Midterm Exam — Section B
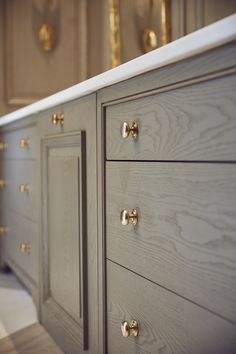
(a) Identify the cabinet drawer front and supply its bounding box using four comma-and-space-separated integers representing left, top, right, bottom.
39, 94, 96, 136
2, 125, 37, 159
1, 160, 38, 222
106, 74, 236, 161
106, 162, 236, 323
107, 261, 236, 354
1, 210, 38, 284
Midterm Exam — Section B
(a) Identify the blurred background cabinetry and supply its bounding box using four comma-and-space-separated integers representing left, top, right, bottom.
0, 0, 235, 116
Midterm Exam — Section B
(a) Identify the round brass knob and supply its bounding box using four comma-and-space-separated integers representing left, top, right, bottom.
121, 320, 139, 337
52, 113, 64, 126
0, 142, 7, 151
20, 243, 31, 253
0, 180, 7, 188
0, 227, 8, 236
20, 139, 30, 148
120, 209, 138, 226
121, 121, 139, 139
19, 184, 30, 193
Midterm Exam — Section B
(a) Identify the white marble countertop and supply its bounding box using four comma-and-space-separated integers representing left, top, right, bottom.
1, 14, 236, 127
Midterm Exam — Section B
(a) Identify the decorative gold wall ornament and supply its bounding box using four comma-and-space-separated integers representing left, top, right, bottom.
38, 0, 56, 52
109, 0, 121, 68
142, 0, 158, 53
161, 0, 170, 45
109, 0, 171, 66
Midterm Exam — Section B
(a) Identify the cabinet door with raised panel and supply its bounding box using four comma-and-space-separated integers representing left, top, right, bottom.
41, 132, 87, 354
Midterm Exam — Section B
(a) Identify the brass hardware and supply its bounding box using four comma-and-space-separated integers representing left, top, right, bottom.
120, 209, 138, 226
142, 0, 158, 53
0, 180, 7, 188
19, 184, 30, 193
20, 139, 30, 148
121, 122, 139, 139
0, 227, 8, 236
38, 0, 56, 52
142, 0, 170, 53
39, 24, 55, 52
52, 113, 64, 126
20, 243, 31, 253
142, 28, 158, 53
0, 142, 7, 151
121, 320, 139, 337
109, 0, 121, 68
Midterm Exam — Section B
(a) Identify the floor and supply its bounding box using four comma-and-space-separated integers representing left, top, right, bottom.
0, 271, 38, 339
0, 271, 63, 353
0, 323, 63, 354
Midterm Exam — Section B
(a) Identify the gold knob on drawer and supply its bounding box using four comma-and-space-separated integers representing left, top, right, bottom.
121, 121, 139, 139
20, 243, 31, 253
52, 113, 64, 126
120, 209, 138, 226
0, 227, 8, 236
0, 142, 7, 151
19, 184, 30, 193
0, 179, 7, 188
121, 320, 139, 337
20, 139, 30, 148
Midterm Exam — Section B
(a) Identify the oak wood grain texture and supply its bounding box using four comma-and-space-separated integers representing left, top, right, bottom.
38, 94, 96, 136
41, 132, 86, 353
1, 160, 37, 222
107, 260, 236, 354
106, 162, 236, 323
1, 208, 38, 285
39, 94, 99, 354
1, 124, 37, 160
98, 41, 236, 104
106, 73, 236, 161
0, 323, 63, 354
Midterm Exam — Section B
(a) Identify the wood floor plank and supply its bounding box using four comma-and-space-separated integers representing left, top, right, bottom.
0, 323, 64, 354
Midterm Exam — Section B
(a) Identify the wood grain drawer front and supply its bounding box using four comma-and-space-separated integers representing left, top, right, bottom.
3, 125, 37, 159
1, 160, 37, 222
1, 209, 38, 284
107, 260, 236, 354
106, 162, 236, 323
39, 94, 96, 136
106, 74, 236, 161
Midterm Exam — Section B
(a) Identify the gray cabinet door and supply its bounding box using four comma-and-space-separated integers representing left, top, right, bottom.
41, 132, 87, 354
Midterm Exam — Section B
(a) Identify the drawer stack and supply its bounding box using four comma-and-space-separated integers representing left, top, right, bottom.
104, 74, 236, 353
0, 119, 39, 300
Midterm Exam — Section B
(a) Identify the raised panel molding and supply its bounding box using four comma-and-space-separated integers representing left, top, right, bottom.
41, 132, 88, 353
4, 0, 87, 106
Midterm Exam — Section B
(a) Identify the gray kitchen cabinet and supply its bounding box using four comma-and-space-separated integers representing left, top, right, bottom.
0, 117, 39, 305
1, 18, 236, 354
39, 94, 99, 354
97, 39, 236, 353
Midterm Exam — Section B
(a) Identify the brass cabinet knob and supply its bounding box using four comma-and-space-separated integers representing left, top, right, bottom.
20, 243, 31, 253
19, 184, 30, 193
120, 209, 138, 226
0, 142, 7, 151
52, 113, 64, 126
121, 320, 139, 337
0, 227, 8, 236
121, 121, 139, 139
0, 179, 7, 188
20, 139, 30, 148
